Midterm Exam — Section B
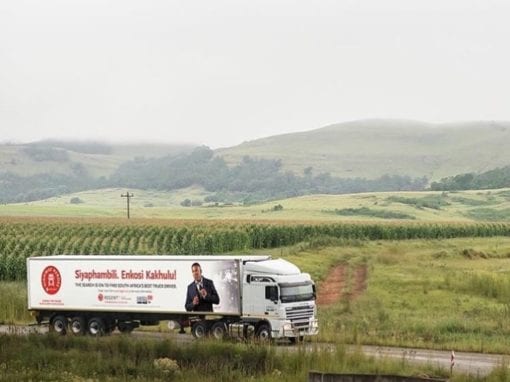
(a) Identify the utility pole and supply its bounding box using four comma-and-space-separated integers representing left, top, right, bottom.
121, 191, 134, 219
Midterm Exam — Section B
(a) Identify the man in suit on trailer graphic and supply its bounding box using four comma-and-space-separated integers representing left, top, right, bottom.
184, 262, 220, 312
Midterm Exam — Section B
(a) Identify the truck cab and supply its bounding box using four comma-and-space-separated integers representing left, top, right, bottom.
241, 258, 318, 340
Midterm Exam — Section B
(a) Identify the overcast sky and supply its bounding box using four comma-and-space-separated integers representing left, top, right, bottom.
1, 0, 509, 148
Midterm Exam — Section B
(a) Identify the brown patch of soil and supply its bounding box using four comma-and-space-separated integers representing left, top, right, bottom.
317, 264, 368, 306
316, 265, 346, 306
352, 265, 368, 299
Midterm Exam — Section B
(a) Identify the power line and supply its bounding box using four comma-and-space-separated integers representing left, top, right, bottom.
121, 191, 134, 219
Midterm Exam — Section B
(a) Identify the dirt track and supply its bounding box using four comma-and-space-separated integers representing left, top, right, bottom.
316, 264, 368, 306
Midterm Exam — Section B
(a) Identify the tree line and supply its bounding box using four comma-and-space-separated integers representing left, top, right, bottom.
0, 146, 428, 203
430, 166, 510, 191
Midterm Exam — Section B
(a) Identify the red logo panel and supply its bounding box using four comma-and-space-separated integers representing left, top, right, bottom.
41, 266, 61, 295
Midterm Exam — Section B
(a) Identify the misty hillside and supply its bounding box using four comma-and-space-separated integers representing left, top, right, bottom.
3, 119, 510, 204
0, 141, 196, 178
217, 119, 510, 180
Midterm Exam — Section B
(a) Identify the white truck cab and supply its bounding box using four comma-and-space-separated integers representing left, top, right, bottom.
242, 258, 318, 340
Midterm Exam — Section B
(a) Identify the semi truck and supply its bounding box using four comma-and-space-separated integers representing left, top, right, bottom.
27, 255, 319, 342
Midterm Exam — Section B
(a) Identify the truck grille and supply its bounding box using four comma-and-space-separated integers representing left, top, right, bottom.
285, 305, 314, 329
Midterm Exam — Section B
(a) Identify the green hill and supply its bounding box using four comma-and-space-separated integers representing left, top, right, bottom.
216, 119, 510, 180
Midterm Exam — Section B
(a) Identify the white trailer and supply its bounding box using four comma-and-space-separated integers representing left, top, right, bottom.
27, 255, 318, 341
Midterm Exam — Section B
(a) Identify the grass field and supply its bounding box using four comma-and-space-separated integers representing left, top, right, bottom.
5, 236, 510, 356
2, 187, 510, 222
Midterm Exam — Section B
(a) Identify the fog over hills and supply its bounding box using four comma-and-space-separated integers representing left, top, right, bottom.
2, 119, 510, 204
217, 119, 510, 180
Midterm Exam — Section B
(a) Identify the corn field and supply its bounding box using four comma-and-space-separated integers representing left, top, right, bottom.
1, 219, 509, 281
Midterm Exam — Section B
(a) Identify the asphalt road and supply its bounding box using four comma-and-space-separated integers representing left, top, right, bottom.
1, 324, 507, 377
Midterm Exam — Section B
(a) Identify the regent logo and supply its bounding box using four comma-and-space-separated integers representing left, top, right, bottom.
41, 266, 62, 295
98, 293, 104, 302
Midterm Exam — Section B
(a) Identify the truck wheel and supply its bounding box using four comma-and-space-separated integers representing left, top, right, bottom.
70, 316, 87, 336
50, 315, 68, 335
191, 321, 208, 339
255, 323, 271, 341
87, 317, 106, 336
210, 321, 228, 340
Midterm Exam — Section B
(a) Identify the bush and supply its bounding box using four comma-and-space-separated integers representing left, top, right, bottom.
330, 207, 415, 220
69, 197, 84, 204
387, 195, 450, 210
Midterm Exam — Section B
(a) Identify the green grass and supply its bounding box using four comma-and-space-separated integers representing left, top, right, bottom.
0, 334, 473, 381
312, 237, 510, 353
0, 282, 31, 324
465, 208, 510, 221
3, 187, 510, 222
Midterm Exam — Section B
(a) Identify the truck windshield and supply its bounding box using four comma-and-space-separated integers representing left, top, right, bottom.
279, 282, 314, 303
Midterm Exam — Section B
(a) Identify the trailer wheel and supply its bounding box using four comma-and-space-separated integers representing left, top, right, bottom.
87, 317, 106, 336
210, 321, 228, 340
70, 316, 87, 336
50, 315, 68, 335
191, 321, 208, 339
255, 323, 271, 341
118, 321, 135, 334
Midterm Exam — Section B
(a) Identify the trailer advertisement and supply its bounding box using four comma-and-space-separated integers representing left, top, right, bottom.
28, 257, 241, 315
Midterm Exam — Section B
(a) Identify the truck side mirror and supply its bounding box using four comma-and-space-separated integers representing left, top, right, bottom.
312, 284, 316, 299
265, 286, 278, 303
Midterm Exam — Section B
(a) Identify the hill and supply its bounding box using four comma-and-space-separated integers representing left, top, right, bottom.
0, 141, 195, 178
2, 187, 509, 222
3, 120, 510, 205
216, 119, 510, 180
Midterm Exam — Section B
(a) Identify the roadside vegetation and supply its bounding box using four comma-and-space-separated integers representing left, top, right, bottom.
2, 334, 507, 381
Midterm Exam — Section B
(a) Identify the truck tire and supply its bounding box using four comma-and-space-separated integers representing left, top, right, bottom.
70, 316, 87, 336
210, 321, 228, 340
87, 317, 106, 336
191, 321, 208, 339
50, 315, 68, 335
255, 323, 271, 341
